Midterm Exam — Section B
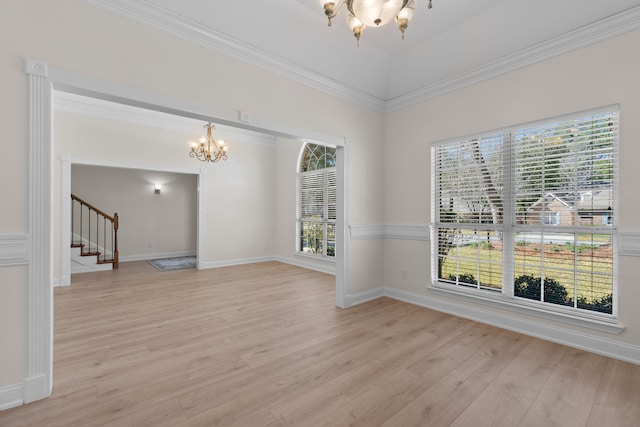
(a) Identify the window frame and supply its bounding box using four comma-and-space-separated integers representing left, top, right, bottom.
296, 143, 337, 260
430, 106, 619, 324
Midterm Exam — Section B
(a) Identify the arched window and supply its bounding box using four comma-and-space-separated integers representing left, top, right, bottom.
298, 143, 336, 258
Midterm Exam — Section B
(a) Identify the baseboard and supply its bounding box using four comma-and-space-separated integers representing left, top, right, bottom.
347, 287, 385, 306
199, 256, 275, 270
23, 374, 50, 404
52, 276, 71, 287
273, 255, 336, 275
0, 383, 24, 411
70, 263, 112, 274
384, 286, 640, 365
119, 251, 197, 263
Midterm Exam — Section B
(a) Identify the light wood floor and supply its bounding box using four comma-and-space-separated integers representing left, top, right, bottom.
1, 261, 639, 426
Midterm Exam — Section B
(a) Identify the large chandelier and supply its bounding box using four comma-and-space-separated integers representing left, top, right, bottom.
322, 0, 433, 45
189, 122, 228, 163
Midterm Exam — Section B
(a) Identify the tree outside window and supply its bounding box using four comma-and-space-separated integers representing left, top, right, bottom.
432, 109, 617, 315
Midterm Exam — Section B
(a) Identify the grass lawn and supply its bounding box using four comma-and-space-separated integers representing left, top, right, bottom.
441, 241, 613, 303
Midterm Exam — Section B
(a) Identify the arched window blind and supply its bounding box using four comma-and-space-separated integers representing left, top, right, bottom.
298, 143, 336, 258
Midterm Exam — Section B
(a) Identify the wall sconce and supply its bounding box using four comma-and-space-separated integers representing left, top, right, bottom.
154, 184, 162, 195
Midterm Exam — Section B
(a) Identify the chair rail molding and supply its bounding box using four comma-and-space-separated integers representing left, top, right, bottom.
619, 232, 640, 256
0, 235, 29, 267
349, 224, 429, 241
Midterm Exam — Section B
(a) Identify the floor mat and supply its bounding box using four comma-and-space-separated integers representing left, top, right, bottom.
147, 256, 197, 271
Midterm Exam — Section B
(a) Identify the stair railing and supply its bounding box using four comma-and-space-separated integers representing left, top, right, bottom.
71, 194, 119, 269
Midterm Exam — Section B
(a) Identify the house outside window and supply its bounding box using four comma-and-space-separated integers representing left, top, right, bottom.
432, 107, 617, 316
297, 143, 336, 258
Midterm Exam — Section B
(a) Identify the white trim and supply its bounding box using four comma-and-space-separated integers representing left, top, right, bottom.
384, 225, 429, 241
428, 283, 622, 334
53, 276, 71, 287
26, 59, 53, 403
384, 286, 640, 365
349, 224, 385, 240
385, 7, 640, 111
82, 1, 640, 112
199, 256, 275, 270
60, 158, 71, 286
119, 251, 197, 263
335, 143, 349, 308
23, 375, 48, 405
347, 287, 385, 307
349, 224, 429, 241
0, 235, 29, 267
0, 383, 24, 411
275, 255, 336, 276
54, 91, 278, 148
619, 232, 640, 256
47, 66, 346, 149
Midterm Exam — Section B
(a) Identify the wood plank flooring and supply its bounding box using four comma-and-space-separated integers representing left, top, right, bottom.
1, 260, 639, 426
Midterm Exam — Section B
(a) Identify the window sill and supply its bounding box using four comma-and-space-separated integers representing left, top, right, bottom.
429, 282, 625, 335
295, 252, 337, 263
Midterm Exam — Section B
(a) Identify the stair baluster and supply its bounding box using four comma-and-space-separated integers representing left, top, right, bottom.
70, 194, 119, 269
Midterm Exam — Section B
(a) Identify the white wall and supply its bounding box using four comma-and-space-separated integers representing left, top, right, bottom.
53, 111, 278, 275
70, 164, 198, 261
383, 29, 640, 352
0, 0, 385, 398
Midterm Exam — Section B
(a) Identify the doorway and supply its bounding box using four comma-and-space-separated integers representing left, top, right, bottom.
25, 61, 348, 402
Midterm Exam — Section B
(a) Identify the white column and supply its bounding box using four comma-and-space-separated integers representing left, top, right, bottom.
24, 59, 53, 403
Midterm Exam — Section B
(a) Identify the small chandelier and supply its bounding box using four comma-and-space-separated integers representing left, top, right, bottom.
189, 122, 228, 163
323, 0, 433, 45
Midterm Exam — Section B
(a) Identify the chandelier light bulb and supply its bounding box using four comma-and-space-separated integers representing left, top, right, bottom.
323, 0, 427, 45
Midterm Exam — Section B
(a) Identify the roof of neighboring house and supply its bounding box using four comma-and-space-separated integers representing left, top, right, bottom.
528, 190, 613, 212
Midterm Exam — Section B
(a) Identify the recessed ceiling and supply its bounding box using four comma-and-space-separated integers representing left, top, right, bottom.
86, 0, 640, 110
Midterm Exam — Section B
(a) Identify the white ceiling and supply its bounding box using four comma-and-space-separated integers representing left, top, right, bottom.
86, 0, 640, 110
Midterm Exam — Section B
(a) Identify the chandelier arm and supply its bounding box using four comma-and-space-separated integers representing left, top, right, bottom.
324, 0, 348, 26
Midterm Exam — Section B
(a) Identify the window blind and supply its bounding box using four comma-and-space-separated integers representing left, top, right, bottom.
432, 107, 618, 316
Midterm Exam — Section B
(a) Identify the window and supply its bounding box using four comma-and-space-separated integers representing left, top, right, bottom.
541, 211, 560, 225
298, 143, 336, 258
432, 107, 617, 316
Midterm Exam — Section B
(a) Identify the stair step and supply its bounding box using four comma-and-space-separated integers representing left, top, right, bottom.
71, 243, 84, 248
97, 260, 114, 265
81, 252, 101, 257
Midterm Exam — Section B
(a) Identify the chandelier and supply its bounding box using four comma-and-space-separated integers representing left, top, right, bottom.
322, 0, 433, 45
189, 122, 228, 163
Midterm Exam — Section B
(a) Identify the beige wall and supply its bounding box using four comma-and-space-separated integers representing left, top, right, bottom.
0, 0, 384, 393
383, 28, 640, 347
3, 0, 637, 405
70, 164, 198, 261
54, 111, 277, 277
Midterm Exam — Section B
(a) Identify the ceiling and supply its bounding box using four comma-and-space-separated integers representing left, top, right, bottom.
86, 0, 640, 110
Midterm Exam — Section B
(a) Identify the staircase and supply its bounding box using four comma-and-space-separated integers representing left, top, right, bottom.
71, 194, 119, 273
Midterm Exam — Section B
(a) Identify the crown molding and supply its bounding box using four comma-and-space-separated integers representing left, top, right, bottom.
386, 5, 640, 111
54, 91, 278, 148
84, 2, 640, 113
82, 0, 386, 112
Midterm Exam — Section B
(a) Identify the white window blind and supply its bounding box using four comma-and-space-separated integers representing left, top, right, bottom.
297, 144, 337, 258
432, 107, 618, 316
